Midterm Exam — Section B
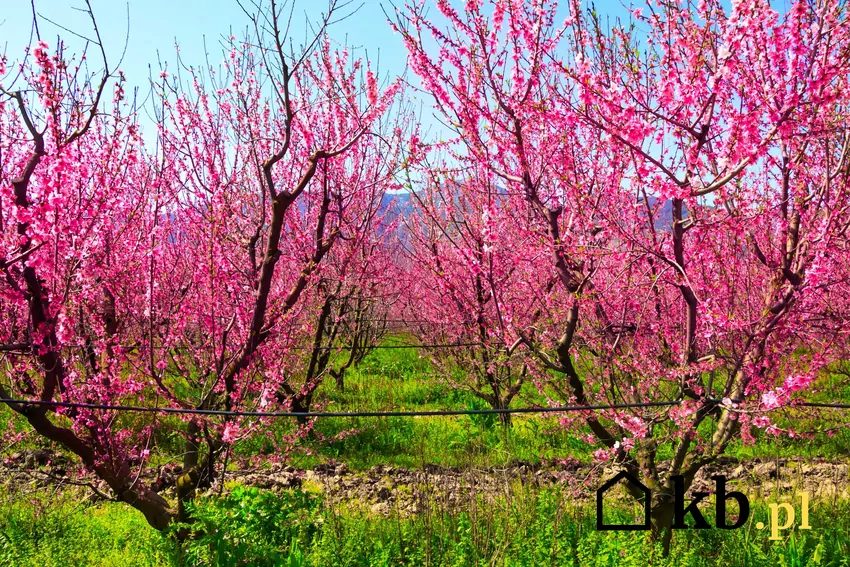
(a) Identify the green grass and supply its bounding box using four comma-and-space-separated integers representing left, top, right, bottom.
270, 345, 850, 470
3, 484, 849, 567
0, 490, 174, 566
292, 411, 591, 470
225, 342, 599, 470
275, 344, 597, 470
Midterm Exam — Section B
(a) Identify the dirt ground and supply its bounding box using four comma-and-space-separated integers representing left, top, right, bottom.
4, 449, 848, 516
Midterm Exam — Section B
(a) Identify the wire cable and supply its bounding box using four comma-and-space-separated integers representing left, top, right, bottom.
0, 398, 682, 417
2, 342, 487, 352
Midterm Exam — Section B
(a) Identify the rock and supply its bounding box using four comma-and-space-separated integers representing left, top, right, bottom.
753, 463, 775, 478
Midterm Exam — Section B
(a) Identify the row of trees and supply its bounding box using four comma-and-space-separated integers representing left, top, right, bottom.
0, 0, 407, 531
2, 0, 850, 552
395, 0, 850, 549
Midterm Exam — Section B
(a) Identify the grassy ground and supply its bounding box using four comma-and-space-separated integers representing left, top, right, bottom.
2, 485, 849, 566
286, 345, 850, 468
2, 343, 850, 565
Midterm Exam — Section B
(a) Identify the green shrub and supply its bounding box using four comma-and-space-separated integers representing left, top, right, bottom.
175, 486, 320, 566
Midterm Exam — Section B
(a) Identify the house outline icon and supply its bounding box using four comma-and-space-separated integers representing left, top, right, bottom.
596, 470, 652, 531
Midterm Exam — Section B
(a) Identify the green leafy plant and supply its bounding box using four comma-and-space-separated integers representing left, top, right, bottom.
176, 486, 320, 566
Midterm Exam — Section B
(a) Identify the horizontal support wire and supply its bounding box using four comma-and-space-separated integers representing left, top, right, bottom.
3, 339, 847, 416
0, 342, 486, 352
0, 398, 682, 416
20, 398, 850, 417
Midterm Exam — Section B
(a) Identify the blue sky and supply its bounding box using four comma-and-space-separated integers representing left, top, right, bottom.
1, 1, 407, 85
1, 0, 422, 137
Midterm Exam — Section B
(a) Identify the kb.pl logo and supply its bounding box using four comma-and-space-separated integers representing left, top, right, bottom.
597, 471, 811, 540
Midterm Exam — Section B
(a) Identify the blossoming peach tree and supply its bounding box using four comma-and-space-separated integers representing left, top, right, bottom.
394, 0, 850, 550
400, 161, 556, 424
0, 0, 405, 533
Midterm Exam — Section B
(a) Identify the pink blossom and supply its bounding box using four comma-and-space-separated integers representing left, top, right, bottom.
222, 423, 241, 444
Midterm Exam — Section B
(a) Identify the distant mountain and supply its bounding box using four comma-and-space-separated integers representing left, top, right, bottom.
644, 196, 686, 231
377, 190, 683, 232
378, 192, 414, 227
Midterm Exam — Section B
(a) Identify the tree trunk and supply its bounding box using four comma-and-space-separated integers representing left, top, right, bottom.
651, 495, 675, 557
498, 409, 512, 428
291, 397, 310, 426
